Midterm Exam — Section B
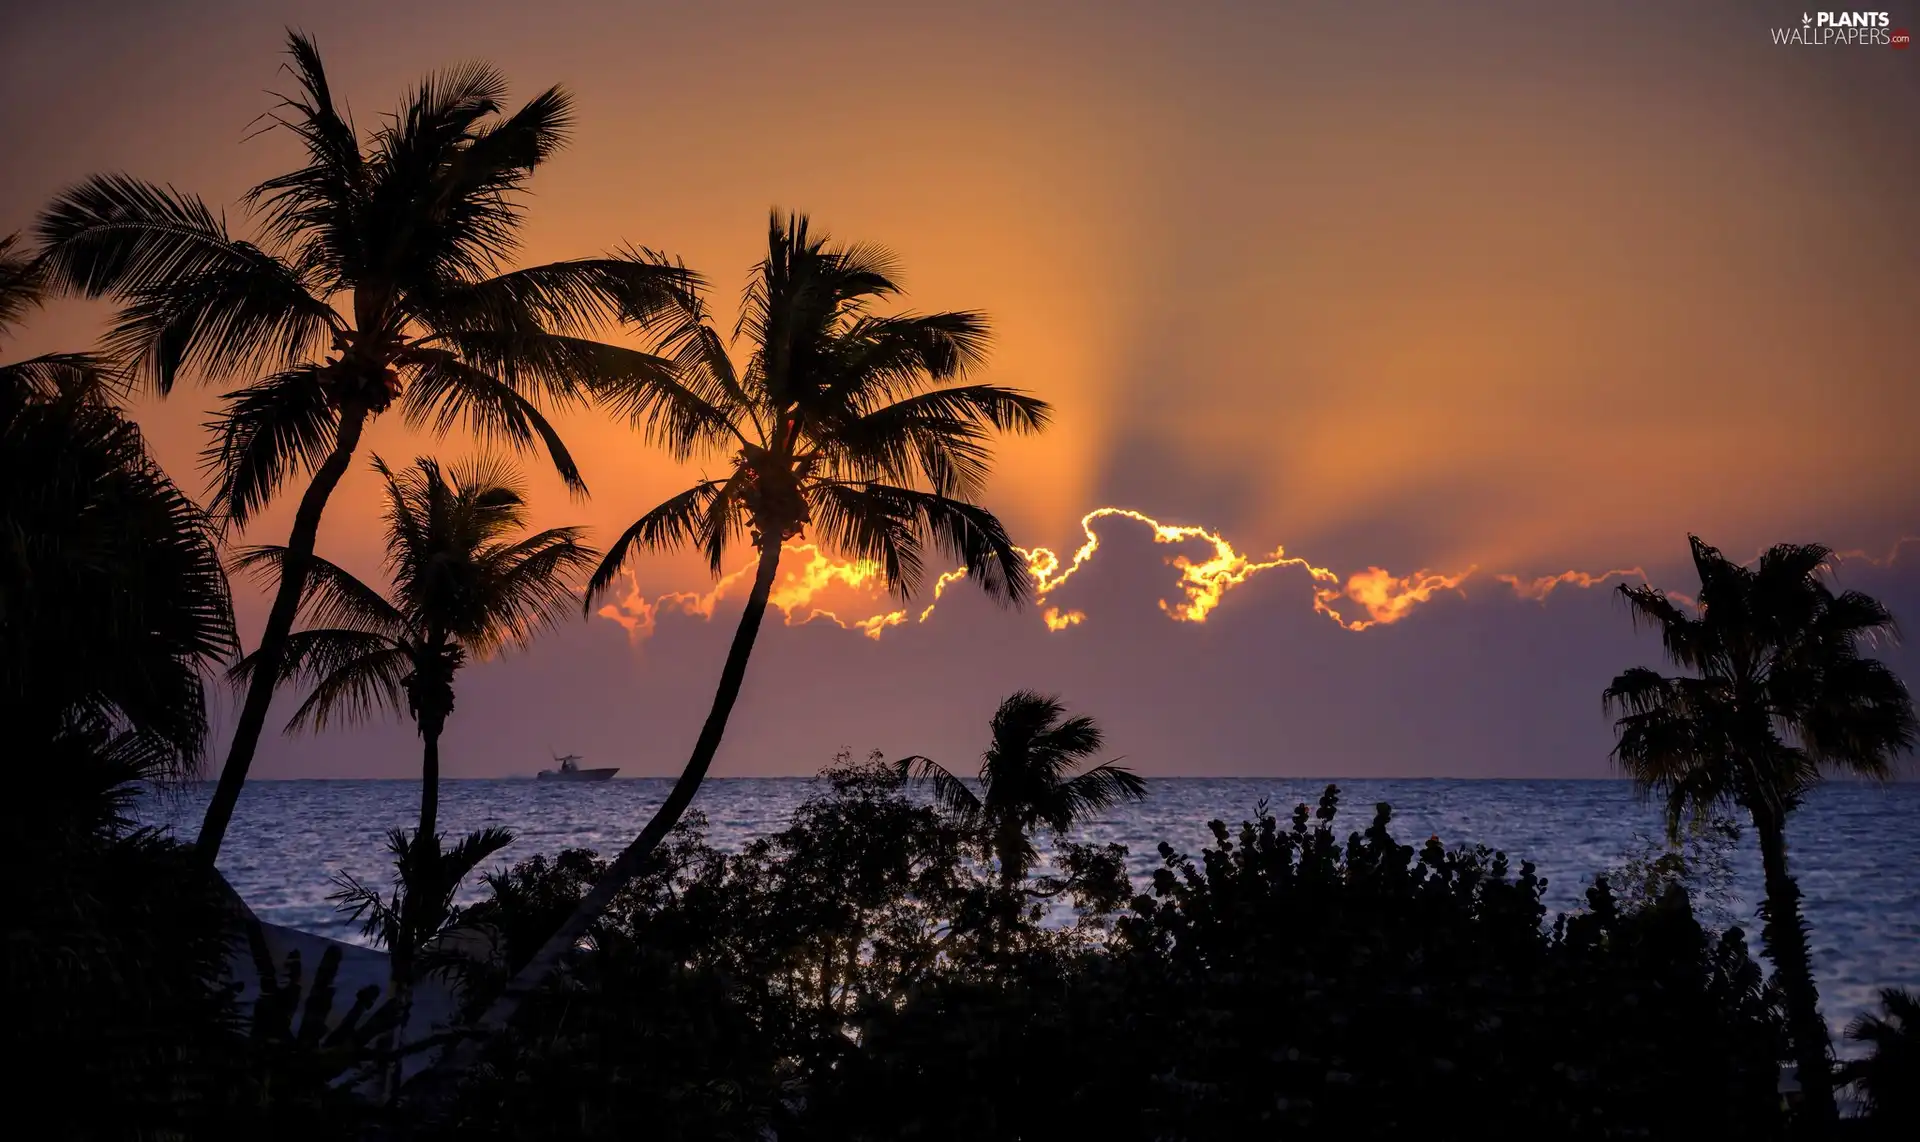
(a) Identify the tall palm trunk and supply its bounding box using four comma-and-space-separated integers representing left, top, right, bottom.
993, 816, 1027, 890
414, 537, 786, 1093
1754, 808, 1835, 1131
418, 712, 445, 840
197, 405, 370, 863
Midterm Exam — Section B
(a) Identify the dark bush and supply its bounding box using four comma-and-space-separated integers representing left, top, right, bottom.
436, 777, 1789, 1140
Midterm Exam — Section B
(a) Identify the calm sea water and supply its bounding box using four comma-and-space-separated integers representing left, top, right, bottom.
143, 778, 1919, 1046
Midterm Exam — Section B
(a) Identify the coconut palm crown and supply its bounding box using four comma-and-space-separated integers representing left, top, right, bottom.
899, 690, 1146, 888
233, 456, 594, 838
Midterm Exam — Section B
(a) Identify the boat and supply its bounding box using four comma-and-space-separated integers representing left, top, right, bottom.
537, 753, 619, 782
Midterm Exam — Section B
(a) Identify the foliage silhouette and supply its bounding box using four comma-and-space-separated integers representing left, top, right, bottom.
241, 921, 403, 1111
429, 211, 1051, 1089
1839, 987, 1920, 1133
9, 726, 384, 1139
33, 32, 684, 861
2, 240, 236, 781
899, 689, 1146, 890
233, 455, 593, 838
331, 826, 517, 1100
0, 232, 119, 402
1604, 535, 1918, 1129
422, 776, 1790, 1140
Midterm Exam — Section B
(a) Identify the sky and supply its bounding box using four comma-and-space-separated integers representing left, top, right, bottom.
4, 0, 1917, 780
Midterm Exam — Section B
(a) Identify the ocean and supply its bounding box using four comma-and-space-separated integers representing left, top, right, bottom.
144, 777, 1920, 1046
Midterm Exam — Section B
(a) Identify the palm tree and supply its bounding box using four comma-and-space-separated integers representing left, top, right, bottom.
1839, 987, 1920, 1129
1602, 535, 1917, 1131
331, 824, 517, 1101
429, 211, 1051, 1085
33, 33, 682, 861
2, 235, 236, 784
234, 456, 594, 840
898, 690, 1146, 889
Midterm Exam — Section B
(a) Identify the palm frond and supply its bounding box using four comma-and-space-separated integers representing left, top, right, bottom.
1031, 713, 1105, 769
399, 350, 586, 495
585, 351, 745, 461
439, 825, 517, 884
700, 469, 752, 576
1616, 583, 1709, 672
368, 69, 558, 286
104, 243, 336, 393
823, 383, 1048, 496
416, 255, 686, 337
283, 643, 412, 732
638, 264, 763, 436
1817, 589, 1901, 645
896, 754, 983, 825
228, 627, 406, 733
0, 353, 126, 404
819, 311, 997, 410
464, 526, 597, 654
810, 482, 922, 600
1795, 657, 1917, 777
1053, 762, 1148, 823
229, 545, 405, 634
244, 31, 367, 275
585, 481, 723, 607
201, 364, 340, 530
35, 175, 262, 299
0, 233, 46, 333
2, 388, 236, 772
420, 328, 669, 414
330, 864, 401, 948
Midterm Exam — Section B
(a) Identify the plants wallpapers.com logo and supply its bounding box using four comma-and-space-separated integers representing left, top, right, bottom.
1772, 11, 1910, 46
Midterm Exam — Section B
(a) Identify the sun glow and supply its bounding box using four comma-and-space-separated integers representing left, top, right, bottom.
596, 506, 1661, 644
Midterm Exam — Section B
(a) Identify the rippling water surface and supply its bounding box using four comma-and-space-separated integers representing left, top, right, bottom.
144, 777, 1918, 1044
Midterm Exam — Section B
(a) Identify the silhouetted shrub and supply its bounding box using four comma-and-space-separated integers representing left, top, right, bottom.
437, 778, 1789, 1140
1840, 987, 1920, 1136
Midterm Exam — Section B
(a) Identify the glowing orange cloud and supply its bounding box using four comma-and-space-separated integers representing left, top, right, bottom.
1316, 567, 1476, 632
597, 543, 896, 640
1042, 607, 1086, 631
595, 506, 1692, 645
1836, 536, 1920, 568
1022, 507, 1346, 623
1495, 567, 1647, 602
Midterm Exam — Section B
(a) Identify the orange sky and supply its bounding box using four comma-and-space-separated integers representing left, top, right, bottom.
4, 0, 1917, 779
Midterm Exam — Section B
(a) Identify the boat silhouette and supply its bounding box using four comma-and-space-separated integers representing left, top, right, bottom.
537, 753, 618, 782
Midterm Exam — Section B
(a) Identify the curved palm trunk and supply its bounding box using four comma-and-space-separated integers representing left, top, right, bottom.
411, 538, 786, 1097
197, 405, 370, 863
418, 714, 445, 840
1754, 810, 1835, 1131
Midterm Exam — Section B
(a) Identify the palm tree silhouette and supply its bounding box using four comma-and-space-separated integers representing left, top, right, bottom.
234, 456, 593, 839
1839, 987, 1920, 1130
32, 33, 681, 861
1603, 535, 1916, 1130
899, 690, 1146, 889
2, 235, 235, 780
331, 824, 517, 1102
436, 210, 1050, 1081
